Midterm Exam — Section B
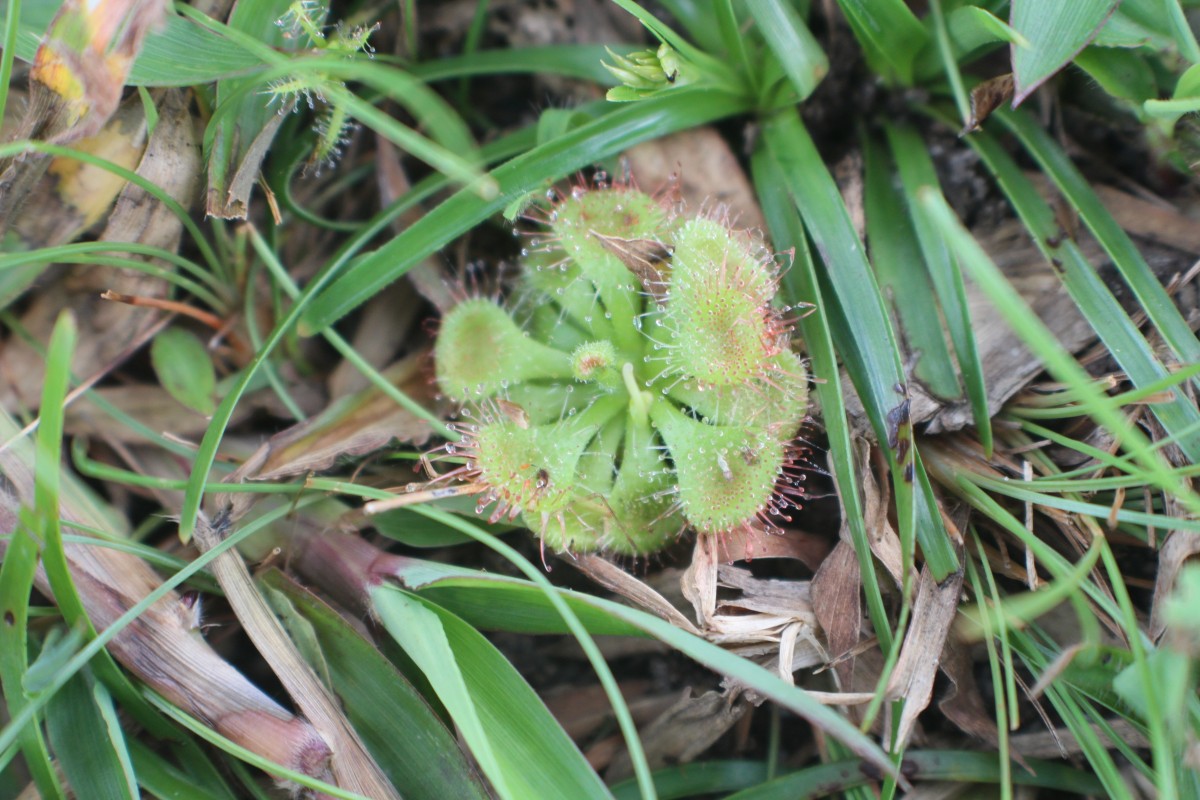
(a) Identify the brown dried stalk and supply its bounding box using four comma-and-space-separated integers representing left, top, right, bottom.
193, 510, 401, 800
0, 413, 337, 796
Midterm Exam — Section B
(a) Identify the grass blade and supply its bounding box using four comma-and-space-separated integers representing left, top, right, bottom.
372, 588, 614, 800
832, 0, 928, 85
610, 760, 770, 800
380, 514, 897, 780
759, 106, 958, 581
300, 87, 751, 333
30, 313, 172, 735
917, 186, 1200, 519
262, 571, 491, 800
863, 132, 961, 400
720, 749, 1105, 798
0, 508, 63, 797
885, 123, 992, 452
996, 107, 1200, 366
411, 45, 628, 84
752, 148, 893, 651
46, 673, 138, 800
961, 123, 1200, 463
745, 0, 828, 102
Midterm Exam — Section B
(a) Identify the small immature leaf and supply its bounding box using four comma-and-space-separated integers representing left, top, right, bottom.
914, 7, 1026, 84
1176, 63, 1200, 100
1144, 61, 1200, 126
150, 328, 216, 415
948, 6, 1028, 50
260, 584, 333, 689
1010, 0, 1120, 106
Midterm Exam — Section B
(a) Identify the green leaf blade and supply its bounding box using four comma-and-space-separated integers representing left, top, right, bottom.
963, 122, 1200, 462
371, 587, 613, 800
300, 87, 752, 334
47, 674, 138, 800
263, 571, 491, 800
863, 133, 961, 400
758, 107, 958, 581
997, 107, 1200, 367
382, 549, 897, 780
1010, 0, 1120, 105
833, 0, 928, 85
884, 122, 992, 452
751, 145, 893, 650
745, 0, 828, 102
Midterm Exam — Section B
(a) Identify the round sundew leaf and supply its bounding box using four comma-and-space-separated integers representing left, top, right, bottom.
649, 400, 785, 535
473, 394, 626, 541
549, 185, 670, 286
661, 218, 779, 387
668, 350, 810, 438
472, 418, 595, 519
672, 218, 776, 308
548, 185, 667, 351
436, 298, 575, 400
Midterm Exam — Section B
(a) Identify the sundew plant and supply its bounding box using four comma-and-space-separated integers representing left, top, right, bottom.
431, 178, 810, 554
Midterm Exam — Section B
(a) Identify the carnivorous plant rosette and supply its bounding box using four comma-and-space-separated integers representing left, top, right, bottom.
429, 177, 810, 555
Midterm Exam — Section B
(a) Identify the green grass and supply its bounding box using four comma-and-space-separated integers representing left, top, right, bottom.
3, 0, 1200, 798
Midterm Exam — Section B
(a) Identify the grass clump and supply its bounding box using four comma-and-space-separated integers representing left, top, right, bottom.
3, 0, 1200, 798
